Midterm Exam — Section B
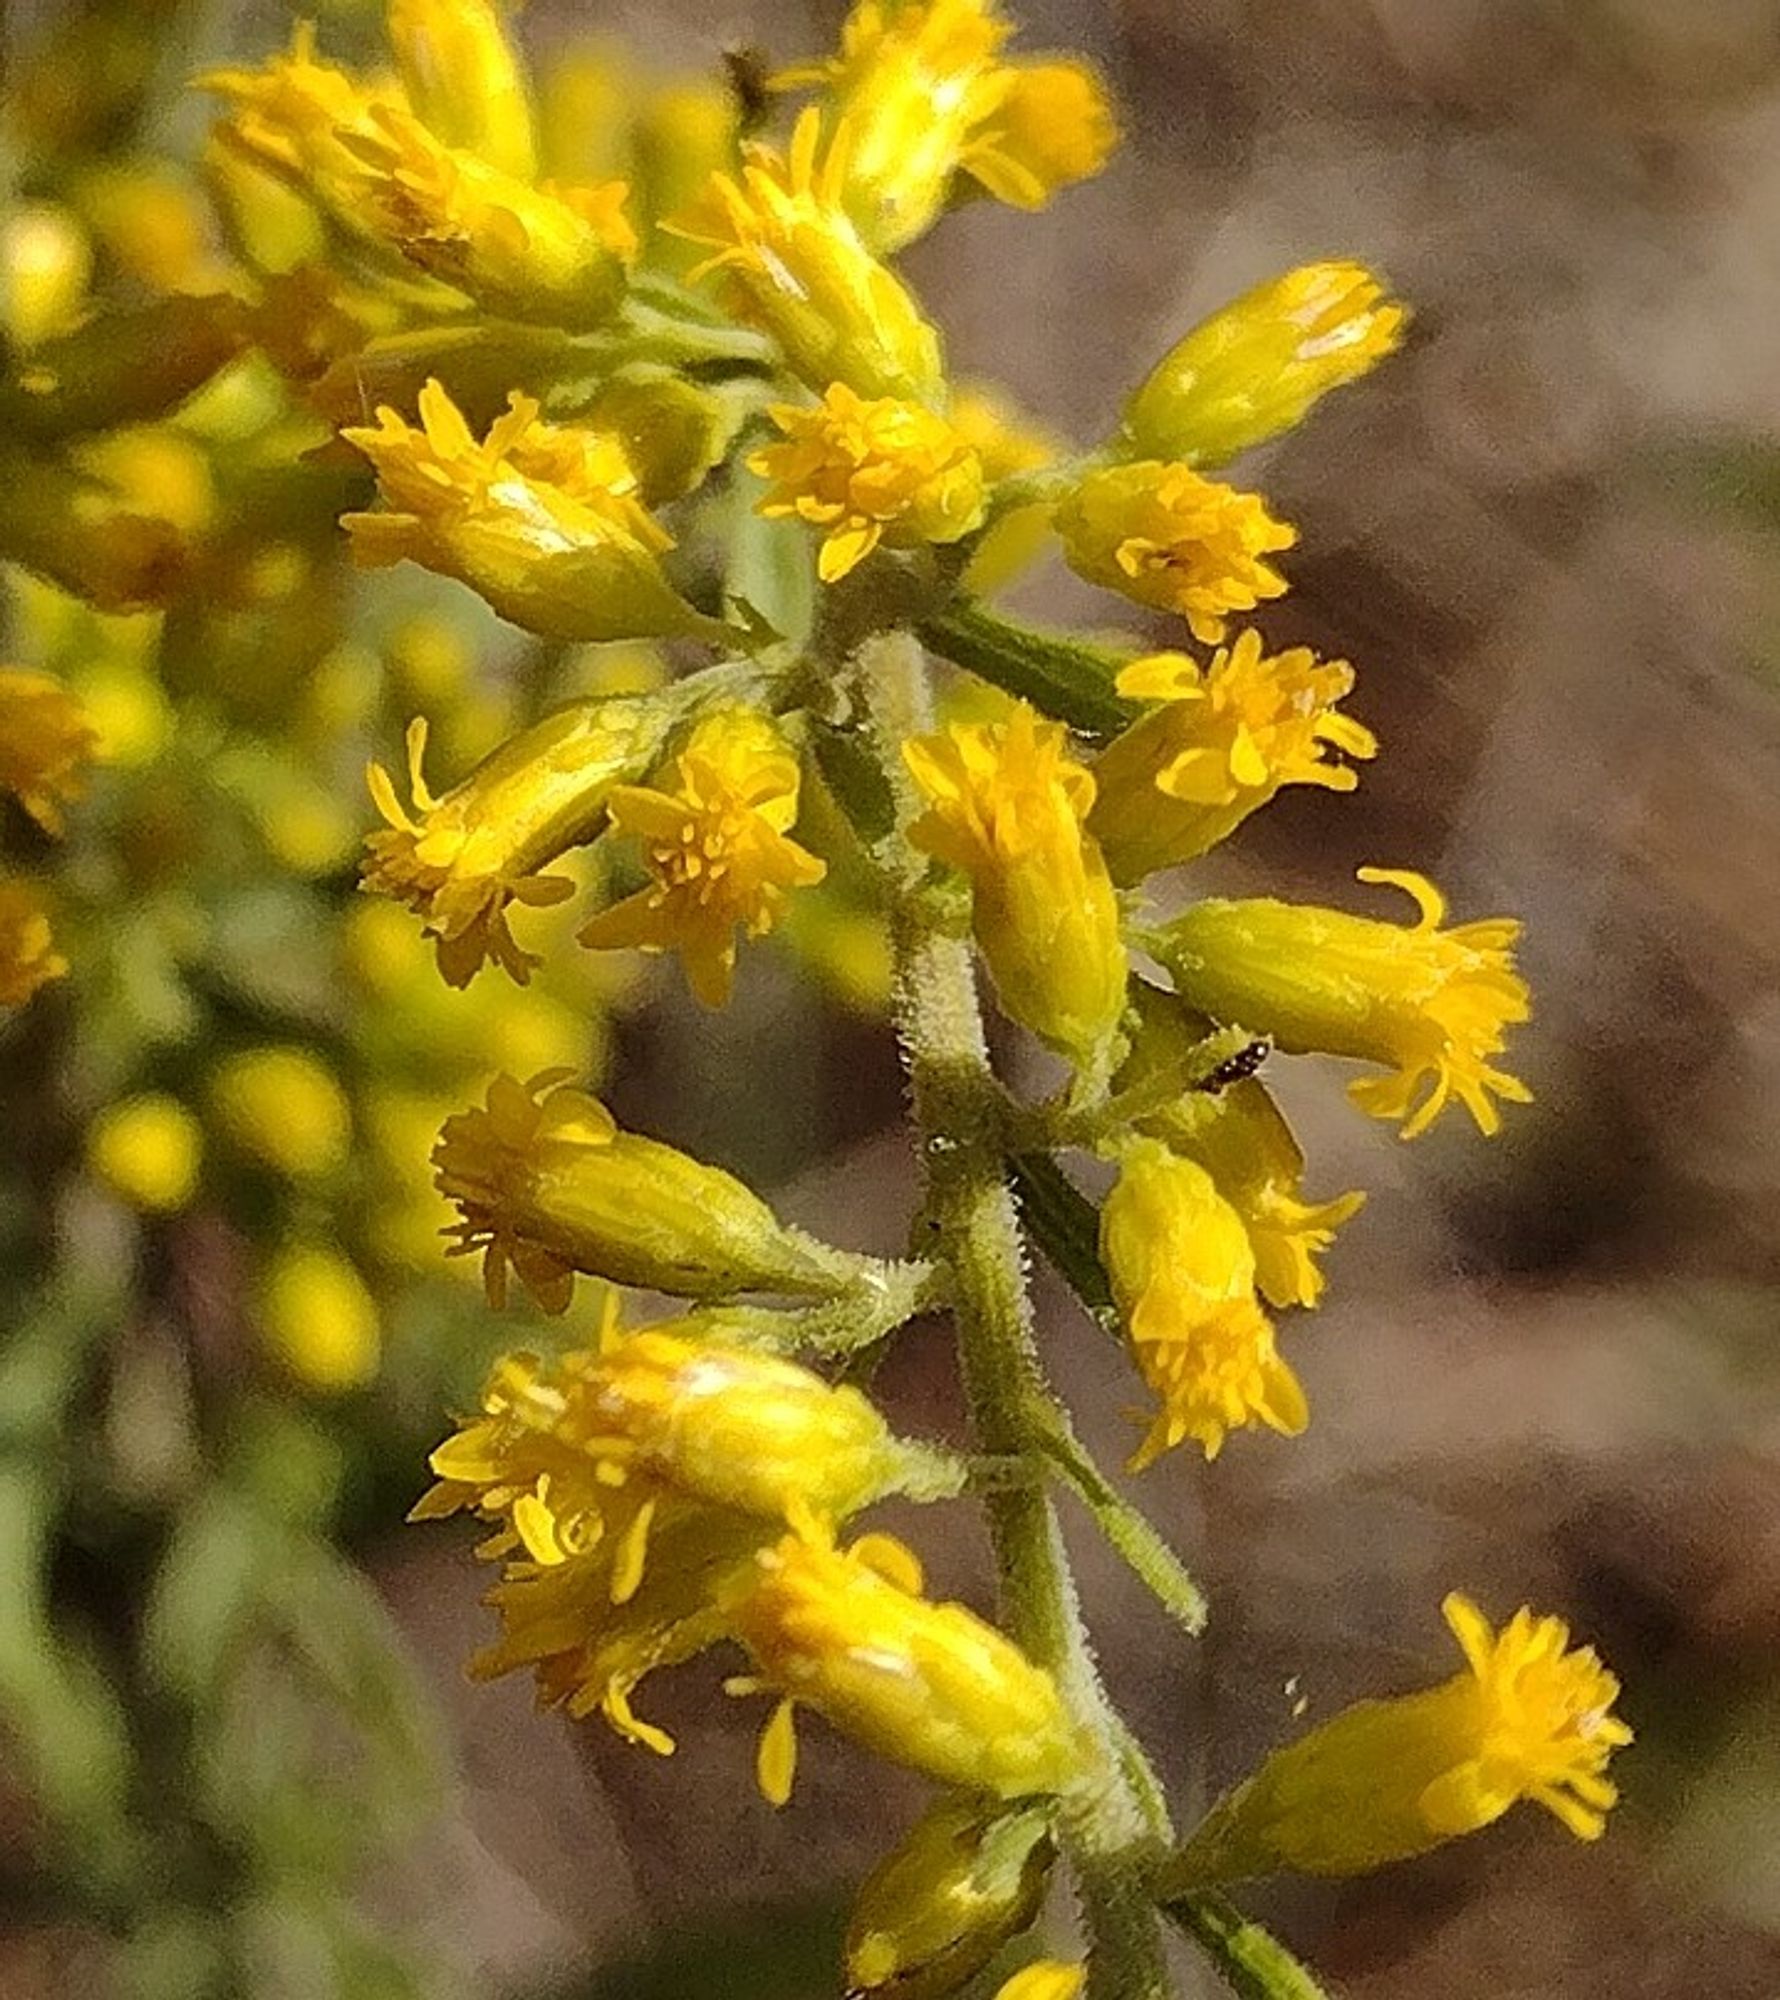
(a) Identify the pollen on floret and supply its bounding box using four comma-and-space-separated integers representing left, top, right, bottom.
748, 383, 987, 583
1055, 459, 1296, 645
580, 708, 826, 1008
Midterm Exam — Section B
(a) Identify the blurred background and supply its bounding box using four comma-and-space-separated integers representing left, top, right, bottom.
2, 0, 1779, 1995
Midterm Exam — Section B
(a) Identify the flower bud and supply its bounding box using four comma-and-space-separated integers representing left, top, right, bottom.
211, 1047, 352, 1181
258, 1245, 381, 1393
904, 705, 1126, 1066
846, 1795, 1056, 1999
0, 203, 91, 346
87, 1094, 203, 1214
1122, 261, 1407, 469
723, 1516, 1083, 1805
1165, 1593, 1630, 1888
1149, 868, 1531, 1140
386, 0, 537, 180
433, 1071, 860, 1312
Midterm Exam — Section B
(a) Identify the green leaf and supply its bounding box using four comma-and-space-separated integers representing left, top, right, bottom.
1163, 1894, 1334, 2000
806, 716, 900, 844
920, 602, 1136, 741
1031, 1409, 1207, 1635
142, 1493, 266, 1705
1009, 1152, 1116, 1328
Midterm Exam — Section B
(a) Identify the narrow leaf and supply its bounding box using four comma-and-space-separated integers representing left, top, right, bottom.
1163, 1894, 1335, 2000
920, 602, 1136, 741
1011, 1152, 1116, 1327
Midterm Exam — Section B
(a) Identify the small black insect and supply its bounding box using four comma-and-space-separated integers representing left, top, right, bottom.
1196, 1039, 1271, 1093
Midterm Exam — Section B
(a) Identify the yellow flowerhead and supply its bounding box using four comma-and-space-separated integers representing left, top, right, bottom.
211, 1047, 352, 1180
1168, 1593, 1630, 1885
1153, 869, 1533, 1140
722, 1514, 1082, 1805
415, 1328, 909, 1586
1118, 987, 1363, 1310
386, 0, 537, 179
1123, 260, 1408, 468
342, 104, 635, 327
363, 693, 671, 987
87, 1094, 203, 1214
0, 878, 65, 1008
671, 108, 945, 403
784, 0, 1010, 250
257, 1245, 381, 1393
432, 1070, 853, 1312
1100, 1139, 1308, 1466
580, 708, 826, 1008
846, 1794, 1055, 1999
1055, 461, 1296, 646
749, 383, 988, 583
784, 1, 1116, 249
464, 1505, 763, 1752
342, 379, 725, 646
964, 57, 1117, 212
0, 667, 97, 837
1088, 632, 1377, 881
904, 706, 1126, 1065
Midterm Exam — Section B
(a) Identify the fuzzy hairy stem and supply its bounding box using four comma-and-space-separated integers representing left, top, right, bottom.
856, 628, 1176, 2000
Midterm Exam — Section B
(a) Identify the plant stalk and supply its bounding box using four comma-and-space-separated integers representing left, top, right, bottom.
856, 629, 1175, 2000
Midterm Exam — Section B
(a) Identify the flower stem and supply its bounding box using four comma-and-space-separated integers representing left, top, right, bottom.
856, 629, 1176, 2000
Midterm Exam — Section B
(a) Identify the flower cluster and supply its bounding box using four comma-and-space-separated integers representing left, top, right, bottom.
150, 0, 1627, 1989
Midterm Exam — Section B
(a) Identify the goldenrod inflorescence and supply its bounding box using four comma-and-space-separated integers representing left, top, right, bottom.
9, 0, 1620, 1987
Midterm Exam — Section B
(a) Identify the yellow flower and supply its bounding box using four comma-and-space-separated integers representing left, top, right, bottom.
749, 382, 987, 583
1153, 869, 1532, 1140
671, 108, 945, 403
201, 25, 406, 237
257, 1245, 381, 1393
342, 379, 725, 646
782, 1, 1116, 248
0, 667, 97, 837
846, 1795, 1055, 1998
1123, 260, 1408, 468
1100, 1139, 1308, 1466
464, 1506, 763, 1752
0, 878, 65, 1008
782, 0, 1008, 250
721, 1513, 1082, 1805
211, 1047, 352, 1181
995, 1966, 1085, 2000
963, 59, 1117, 212
1119, 990, 1363, 1311
1055, 461, 1295, 645
905, 706, 1125, 1064
415, 1327, 909, 1591
87, 1094, 203, 1214
342, 104, 636, 327
580, 708, 826, 1008
362, 692, 672, 988
1088, 632, 1377, 881
432, 1070, 855, 1312
1167, 1593, 1631, 1885
386, 0, 537, 180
